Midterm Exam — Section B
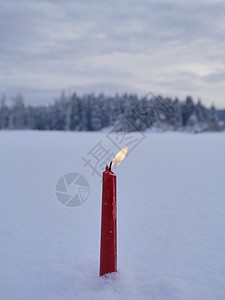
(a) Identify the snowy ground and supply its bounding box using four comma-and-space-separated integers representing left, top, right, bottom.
0, 130, 225, 300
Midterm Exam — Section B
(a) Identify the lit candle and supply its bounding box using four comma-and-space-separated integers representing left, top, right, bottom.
100, 147, 128, 276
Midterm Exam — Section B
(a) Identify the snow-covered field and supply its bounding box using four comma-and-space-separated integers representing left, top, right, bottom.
0, 130, 225, 300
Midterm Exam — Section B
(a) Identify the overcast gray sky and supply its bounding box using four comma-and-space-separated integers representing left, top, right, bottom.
1, 0, 225, 106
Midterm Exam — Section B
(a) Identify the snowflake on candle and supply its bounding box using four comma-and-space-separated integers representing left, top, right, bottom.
82, 141, 115, 178
107, 118, 146, 154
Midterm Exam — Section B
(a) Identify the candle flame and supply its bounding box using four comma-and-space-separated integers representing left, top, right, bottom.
111, 147, 128, 168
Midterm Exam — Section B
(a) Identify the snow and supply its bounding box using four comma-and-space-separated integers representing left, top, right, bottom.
0, 130, 225, 300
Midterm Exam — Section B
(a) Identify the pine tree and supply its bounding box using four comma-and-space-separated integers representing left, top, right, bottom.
0, 94, 9, 129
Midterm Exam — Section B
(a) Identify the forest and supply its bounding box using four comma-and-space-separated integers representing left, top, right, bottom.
0, 92, 224, 133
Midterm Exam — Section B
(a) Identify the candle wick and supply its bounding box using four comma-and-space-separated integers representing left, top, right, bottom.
109, 161, 113, 172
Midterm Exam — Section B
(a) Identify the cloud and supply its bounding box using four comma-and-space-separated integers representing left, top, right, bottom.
0, 0, 225, 106
204, 70, 225, 83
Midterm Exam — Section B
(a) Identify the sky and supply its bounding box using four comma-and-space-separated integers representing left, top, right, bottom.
1, 0, 225, 107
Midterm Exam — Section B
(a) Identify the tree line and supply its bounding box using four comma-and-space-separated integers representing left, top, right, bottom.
0, 92, 223, 132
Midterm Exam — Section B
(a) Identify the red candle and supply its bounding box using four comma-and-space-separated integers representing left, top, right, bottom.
100, 147, 128, 276
100, 165, 117, 276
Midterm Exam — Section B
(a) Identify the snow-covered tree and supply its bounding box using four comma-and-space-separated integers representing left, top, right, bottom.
0, 91, 223, 132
